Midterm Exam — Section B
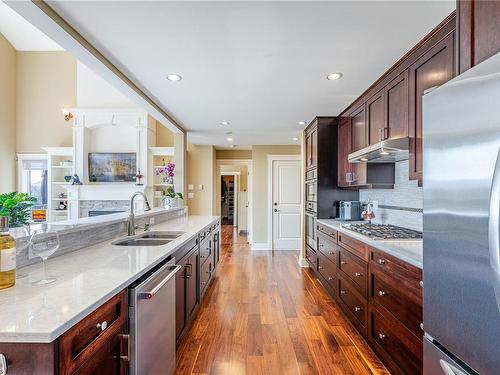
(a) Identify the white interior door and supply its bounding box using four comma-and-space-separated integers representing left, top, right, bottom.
272, 159, 301, 250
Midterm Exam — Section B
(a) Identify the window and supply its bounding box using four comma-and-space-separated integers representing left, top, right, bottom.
18, 156, 48, 207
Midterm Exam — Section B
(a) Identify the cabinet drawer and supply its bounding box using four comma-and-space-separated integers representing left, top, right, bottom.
369, 304, 423, 375
59, 290, 128, 375
337, 274, 367, 333
370, 249, 422, 285
338, 232, 369, 261
317, 224, 337, 242
370, 263, 422, 337
305, 168, 317, 181
305, 245, 318, 271
200, 237, 212, 265
339, 248, 367, 296
317, 233, 337, 264
317, 252, 336, 291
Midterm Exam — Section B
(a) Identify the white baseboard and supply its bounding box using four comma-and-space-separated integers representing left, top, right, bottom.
251, 242, 271, 250
298, 257, 309, 268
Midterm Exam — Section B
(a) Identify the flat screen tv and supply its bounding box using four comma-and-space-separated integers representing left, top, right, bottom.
88, 153, 136, 182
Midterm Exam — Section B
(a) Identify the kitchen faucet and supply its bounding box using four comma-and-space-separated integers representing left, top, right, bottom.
128, 192, 151, 236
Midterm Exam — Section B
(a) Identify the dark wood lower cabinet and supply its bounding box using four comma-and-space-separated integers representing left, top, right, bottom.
311, 226, 423, 374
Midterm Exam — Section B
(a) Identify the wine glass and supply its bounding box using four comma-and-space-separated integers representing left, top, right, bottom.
15, 227, 30, 279
30, 230, 60, 285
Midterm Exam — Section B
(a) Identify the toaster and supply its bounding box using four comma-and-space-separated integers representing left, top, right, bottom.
339, 201, 362, 221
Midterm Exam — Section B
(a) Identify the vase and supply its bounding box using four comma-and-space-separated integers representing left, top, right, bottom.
163, 176, 174, 185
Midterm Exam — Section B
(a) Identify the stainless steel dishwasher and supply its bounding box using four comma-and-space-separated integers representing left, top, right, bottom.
129, 259, 181, 375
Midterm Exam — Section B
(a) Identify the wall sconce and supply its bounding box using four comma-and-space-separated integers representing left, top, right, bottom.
62, 109, 73, 122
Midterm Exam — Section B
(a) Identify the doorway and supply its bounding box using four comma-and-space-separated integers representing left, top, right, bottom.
220, 174, 238, 226
269, 157, 301, 250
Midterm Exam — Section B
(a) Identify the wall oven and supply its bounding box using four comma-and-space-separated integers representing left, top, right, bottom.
304, 212, 316, 250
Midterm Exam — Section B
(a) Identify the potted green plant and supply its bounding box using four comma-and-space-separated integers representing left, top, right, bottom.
0, 192, 37, 227
162, 186, 184, 208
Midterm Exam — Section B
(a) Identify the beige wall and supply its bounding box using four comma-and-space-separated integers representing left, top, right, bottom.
16, 51, 76, 153
156, 121, 175, 147
0, 34, 16, 193
251, 145, 301, 244
216, 149, 252, 160
186, 142, 215, 215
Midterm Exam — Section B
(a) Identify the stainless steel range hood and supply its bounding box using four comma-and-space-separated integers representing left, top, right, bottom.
348, 137, 409, 163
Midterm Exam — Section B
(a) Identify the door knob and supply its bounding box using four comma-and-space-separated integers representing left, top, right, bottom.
274, 209, 278, 212
274, 202, 278, 206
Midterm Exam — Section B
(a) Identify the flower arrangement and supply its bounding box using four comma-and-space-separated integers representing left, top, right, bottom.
155, 162, 175, 184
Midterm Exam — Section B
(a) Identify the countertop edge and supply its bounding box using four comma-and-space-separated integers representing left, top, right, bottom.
316, 219, 423, 269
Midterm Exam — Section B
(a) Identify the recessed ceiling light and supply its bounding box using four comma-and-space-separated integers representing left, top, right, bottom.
166, 74, 182, 81
380, 151, 390, 156
220, 121, 230, 126
227, 137, 233, 142
360, 157, 368, 162
298, 121, 307, 126
292, 137, 299, 141
326, 72, 343, 80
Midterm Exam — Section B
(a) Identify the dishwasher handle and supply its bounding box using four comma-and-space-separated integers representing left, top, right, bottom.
140, 265, 181, 300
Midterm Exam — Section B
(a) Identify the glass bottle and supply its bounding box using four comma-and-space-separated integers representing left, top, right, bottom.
0, 216, 16, 289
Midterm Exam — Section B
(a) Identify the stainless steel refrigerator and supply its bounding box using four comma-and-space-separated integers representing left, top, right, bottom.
423, 52, 500, 375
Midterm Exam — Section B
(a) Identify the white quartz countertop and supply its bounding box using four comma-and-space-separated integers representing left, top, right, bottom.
316, 219, 423, 269
0, 215, 219, 343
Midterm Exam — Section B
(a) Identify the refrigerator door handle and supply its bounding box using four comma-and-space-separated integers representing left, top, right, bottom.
439, 359, 468, 375
489, 147, 500, 311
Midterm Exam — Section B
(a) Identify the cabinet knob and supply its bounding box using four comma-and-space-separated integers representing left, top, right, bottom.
340, 290, 347, 295
378, 333, 387, 340
378, 290, 388, 296
319, 266, 324, 270
419, 280, 424, 288
340, 261, 347, 265
354, 307, 363, 312
354, 272, 362, 277
328, 277, 333, 281
328, 251, 334, 255
0, 353, 7, 375
96, 321, 108, 331
201, 281, 206, 285
378, 259, 386, 265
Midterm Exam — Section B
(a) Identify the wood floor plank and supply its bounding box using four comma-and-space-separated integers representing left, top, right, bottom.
175, 225, 388, 375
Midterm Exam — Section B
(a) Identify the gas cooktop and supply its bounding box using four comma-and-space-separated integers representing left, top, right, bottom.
342, 223, 422, 241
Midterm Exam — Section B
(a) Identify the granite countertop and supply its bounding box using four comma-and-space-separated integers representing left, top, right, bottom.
316, 219, 423, 269
0, 215, 218, 343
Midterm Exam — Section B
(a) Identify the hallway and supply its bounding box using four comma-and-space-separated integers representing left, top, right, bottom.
175, 227, 388, 374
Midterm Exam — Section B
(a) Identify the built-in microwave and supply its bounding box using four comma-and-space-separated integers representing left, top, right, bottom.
305, 180, 317, 205
305, 212, 316, 250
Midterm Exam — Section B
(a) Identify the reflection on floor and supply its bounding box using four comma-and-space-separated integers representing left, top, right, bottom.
175, 224, 388, 374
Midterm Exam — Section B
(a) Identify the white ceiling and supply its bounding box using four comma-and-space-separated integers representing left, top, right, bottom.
44, 1, 455, 147
0, 1, 62, 51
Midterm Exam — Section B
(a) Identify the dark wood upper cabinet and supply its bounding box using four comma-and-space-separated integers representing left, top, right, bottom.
408, 30, 455, 183
367, 90, 385, 145
458, 0, 500, 74
384, 70, 409, 140
337, 117, 351, 187
350, 104, 367, 152
305, 126, 318, 170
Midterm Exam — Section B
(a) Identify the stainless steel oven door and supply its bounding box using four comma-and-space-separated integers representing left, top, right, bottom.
305, 212, 316, 250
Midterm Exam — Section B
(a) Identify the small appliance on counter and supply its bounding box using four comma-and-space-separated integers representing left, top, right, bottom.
338, 201, 362, 221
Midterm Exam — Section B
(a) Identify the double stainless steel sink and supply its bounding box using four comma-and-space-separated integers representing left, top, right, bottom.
112, 231, 185, 246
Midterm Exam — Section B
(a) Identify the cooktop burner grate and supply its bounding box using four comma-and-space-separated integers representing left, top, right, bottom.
342, 223, 422, 240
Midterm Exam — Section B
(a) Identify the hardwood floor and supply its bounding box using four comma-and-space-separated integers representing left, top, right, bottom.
175, 226, 389, 375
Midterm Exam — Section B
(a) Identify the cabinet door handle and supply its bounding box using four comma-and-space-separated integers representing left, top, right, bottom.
378, 259, 386, 265
96, 321, 108, 331
201, 281, 206, 286
354, 272, 362, 277
328, 277, 333, 281
378, 290, 387, 296
340, 261, 347, 265
354, 307, 363, 312
378, 333, 387, 340
340, 290, 347, 295
328, 251, 334, 255
185, 264, 192, 278
319, 266, 324, 270
378, 128, 382, 142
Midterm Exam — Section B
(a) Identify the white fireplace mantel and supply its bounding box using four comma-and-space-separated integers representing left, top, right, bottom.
65, 184, 148, 219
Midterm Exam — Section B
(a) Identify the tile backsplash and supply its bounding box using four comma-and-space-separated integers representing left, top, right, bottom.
359, 160, 423, 231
